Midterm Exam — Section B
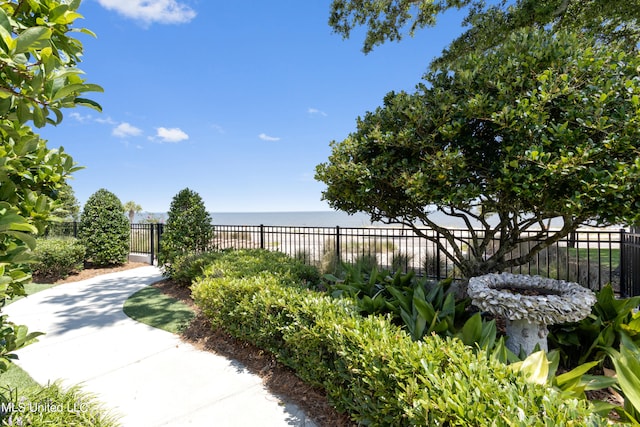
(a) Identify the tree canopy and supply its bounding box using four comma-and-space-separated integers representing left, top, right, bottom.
79, 189, 130, 266
316, 28, 640, 278
329, 0, 640, 63
159, 188, 213, 274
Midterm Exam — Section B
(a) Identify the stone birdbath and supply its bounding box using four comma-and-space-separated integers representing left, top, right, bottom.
467, 272, 596, 355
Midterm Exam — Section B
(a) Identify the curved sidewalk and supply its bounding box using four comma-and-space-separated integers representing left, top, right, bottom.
3, 266, 316, 427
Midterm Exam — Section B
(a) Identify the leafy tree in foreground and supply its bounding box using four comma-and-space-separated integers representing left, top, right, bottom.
159, 188, 213, 274
0, 0, 102, 370
79, 189, 130, 266
316, 28, 640, 279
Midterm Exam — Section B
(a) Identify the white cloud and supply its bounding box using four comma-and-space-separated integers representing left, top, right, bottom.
155, 127, 189, 143
308, 108, 327, 117
96, 116, 118, 125
259, 133, 281, 142
113, 122, 143, 138
96, 0, 196, 25
69, 112, 93, 122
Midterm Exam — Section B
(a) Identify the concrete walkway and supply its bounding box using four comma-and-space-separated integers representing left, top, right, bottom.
3, 266, 317, 427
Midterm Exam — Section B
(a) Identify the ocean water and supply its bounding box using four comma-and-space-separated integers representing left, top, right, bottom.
211, 211, 380, 227
136, 210, 596, 230
136, 211, 377, 227
137, 210, 479, 228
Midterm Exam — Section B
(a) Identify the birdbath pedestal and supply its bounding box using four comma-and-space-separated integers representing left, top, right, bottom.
467, 273, 596, 355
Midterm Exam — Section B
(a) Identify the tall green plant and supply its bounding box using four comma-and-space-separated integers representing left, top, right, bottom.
607, 334, 640, 424
79, 189, 130, 267
159, 188, 213, 276
548, 285, 640, 367
0, 0, 101, 372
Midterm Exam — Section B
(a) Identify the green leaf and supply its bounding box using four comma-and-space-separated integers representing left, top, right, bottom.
0, 24, 15, 52
15, 27, 52, 53
4, 231, 37, 250
53, 83, 104, 101
413, 296, 436, 323
610, 336, 640, 417
478, 319, 497, 351
0, 212, 37, 233
74, 97, 102, 112
17, 101, 31, 124
460, 312, 482, 346
582, 374, 617, 391
555, 360, 599, 387
32, 105, 46, 128
0, 7, 11, 33
513, 350, 549, 385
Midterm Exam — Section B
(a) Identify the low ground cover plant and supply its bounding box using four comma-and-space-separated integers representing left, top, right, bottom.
0, 380, 118, 426
188, 249, 605, 426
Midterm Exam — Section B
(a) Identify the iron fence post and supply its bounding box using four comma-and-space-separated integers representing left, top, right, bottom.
150, 224, 155, 264
335, 226, 341, 263
436, 244, 442, 281
620, 228, 627, 297
260, 224, 265, 249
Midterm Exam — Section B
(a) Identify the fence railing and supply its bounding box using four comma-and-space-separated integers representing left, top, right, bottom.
211, 225, 625, 294
621, 230, 640, 298
44, 222, 640, 296
46, 222, 164, 262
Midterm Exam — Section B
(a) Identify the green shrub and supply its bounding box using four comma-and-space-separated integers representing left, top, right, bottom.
169, 249, 321, 288
198, 249, 320, 285
159, 188, 214, 277
191, 250, 603, 426
170, 251, 221, 287
32, 237, 85, 280
78, 189, 130, 267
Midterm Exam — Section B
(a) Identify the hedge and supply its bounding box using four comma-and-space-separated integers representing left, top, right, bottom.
32, 237, 85, 280
190, 250, 604, 426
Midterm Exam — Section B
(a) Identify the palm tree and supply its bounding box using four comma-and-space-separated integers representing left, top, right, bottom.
123, 201, 142, 223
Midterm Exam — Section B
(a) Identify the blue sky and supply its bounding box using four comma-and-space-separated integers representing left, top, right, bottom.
40, 0, 467, 213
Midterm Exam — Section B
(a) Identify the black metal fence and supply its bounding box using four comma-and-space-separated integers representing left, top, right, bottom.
45, 222, 640, 296
621, 229, 640, 297
210, 225, 627, 294
46, 222, 164, 262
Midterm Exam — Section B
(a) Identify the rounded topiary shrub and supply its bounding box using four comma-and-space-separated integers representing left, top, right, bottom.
78, 189, 130, 267
32, 237, 85, 281
159, 188, 213, 278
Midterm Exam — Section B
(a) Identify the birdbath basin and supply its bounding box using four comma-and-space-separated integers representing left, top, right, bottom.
467, 273, 596, 355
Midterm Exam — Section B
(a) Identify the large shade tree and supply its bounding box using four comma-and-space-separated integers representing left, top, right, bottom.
316, 28, 640, 279
329, 0, 639, 61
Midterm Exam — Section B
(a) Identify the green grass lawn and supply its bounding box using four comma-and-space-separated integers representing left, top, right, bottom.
0, 362, 39, 390
567, 247, 621, 270
123, 286, 195, 334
